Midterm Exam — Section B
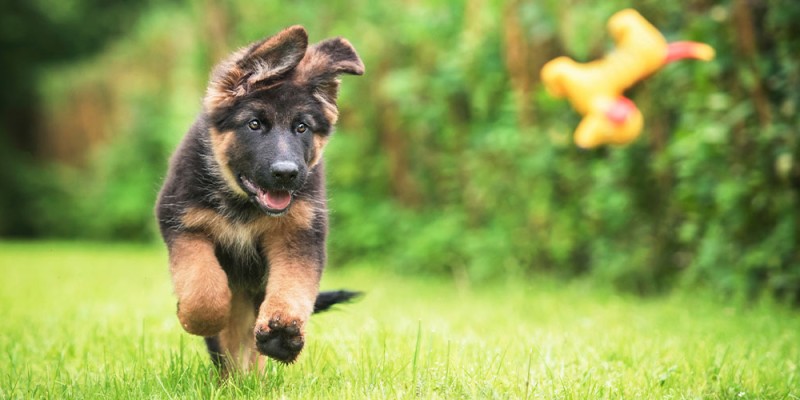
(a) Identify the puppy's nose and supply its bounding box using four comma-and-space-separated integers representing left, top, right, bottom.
270, 161, 299, 183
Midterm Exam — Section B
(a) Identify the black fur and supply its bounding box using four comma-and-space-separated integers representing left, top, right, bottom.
313, 290, 363, 313
204, 336, 225, 370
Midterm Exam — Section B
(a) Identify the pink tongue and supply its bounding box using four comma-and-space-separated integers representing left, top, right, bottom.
259, 190, 291, 210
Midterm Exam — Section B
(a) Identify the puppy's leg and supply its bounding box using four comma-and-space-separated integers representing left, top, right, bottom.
168, 234, 231, 337
253, 229, 322, 364
215, 291, 258, 374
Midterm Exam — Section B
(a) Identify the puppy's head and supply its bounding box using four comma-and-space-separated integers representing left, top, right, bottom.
204, 26, 364, 216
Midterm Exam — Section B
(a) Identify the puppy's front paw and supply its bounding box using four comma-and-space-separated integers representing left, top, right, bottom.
254, 317, 305, 363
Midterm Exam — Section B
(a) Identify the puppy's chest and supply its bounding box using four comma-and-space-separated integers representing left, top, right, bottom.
213, 218, 267, 255
181, 203, 270, 253
213, 233, 268, 291
183, 206, 262, 241
181, 206, 275, 288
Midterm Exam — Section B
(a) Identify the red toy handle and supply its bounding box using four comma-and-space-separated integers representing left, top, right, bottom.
665, 41, 716, 64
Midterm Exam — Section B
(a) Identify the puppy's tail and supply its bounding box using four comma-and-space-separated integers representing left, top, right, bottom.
313, 290, 362, 313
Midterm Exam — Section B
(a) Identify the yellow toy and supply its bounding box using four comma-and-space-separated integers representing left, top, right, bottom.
540, 9, 715, 148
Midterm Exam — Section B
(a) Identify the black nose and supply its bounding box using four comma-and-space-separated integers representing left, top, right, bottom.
270, 161, 299, 184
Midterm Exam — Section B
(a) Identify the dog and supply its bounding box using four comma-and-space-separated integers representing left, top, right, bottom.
155, 25, 364, 373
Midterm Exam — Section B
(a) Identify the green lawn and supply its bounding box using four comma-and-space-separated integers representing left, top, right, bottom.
0, 242, 798, 399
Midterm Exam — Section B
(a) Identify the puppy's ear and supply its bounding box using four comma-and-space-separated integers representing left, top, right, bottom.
205, 26, 309, 110
294, 38, 365, 122
298, 38, 365, 79
240, 26, 309, 82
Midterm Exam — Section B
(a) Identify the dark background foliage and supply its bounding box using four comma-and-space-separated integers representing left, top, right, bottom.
1, 0, 797, 302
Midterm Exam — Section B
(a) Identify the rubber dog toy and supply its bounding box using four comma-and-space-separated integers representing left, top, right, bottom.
540, 9, 715, 148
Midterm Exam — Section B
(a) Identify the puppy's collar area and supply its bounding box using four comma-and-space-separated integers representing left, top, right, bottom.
238, 174, 294, 216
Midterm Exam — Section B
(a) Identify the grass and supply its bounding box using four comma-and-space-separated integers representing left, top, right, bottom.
0, 242, 798, 399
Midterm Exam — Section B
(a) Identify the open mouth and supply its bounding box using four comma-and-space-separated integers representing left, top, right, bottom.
238, 175, 293, 215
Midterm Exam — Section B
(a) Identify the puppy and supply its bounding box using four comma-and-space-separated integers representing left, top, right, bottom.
156, 25, 363, 373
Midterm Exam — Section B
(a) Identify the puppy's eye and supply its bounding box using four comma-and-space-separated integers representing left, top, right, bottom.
295, 123, 308, 134
248, 119, 261, 130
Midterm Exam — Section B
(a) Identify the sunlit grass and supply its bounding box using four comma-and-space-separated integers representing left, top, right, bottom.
1, 242, 798, 399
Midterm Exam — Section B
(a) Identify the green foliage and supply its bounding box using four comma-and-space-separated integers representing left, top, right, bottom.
3, 0, 799, 300
0, 0, 155, 101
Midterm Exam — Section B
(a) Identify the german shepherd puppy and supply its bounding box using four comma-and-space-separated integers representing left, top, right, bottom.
156, 26, 364, 372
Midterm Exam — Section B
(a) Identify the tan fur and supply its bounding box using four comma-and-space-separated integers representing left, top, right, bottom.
294, 47, 331, 83
204, 26, 308, 112
181, 201, 315, 252
314, 92, 340, 125
294, 38, 364, 83
247, 27, 306, 84
182, 208, 258, 260
298, 60, 341, 125
294, 45, 344, 126
217, 292, 258, 373
169, 234, 232, 336
309, 135, 330, 168
178, 201, 319, 365
204, 48, 249, 111
180, 201, 317, 298
254, 232, 322, 341
209, 128, 249, 198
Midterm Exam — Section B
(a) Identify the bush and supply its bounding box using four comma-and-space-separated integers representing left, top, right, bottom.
4, 0, 798, 302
